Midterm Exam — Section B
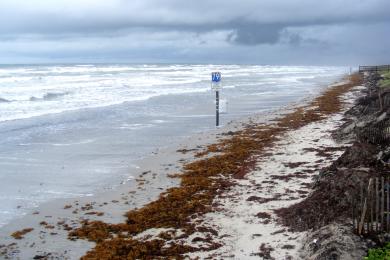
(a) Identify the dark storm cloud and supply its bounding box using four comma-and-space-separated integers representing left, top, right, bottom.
227, 24, 285, 45
1, 0, 389, 37
0, 0, 389, 64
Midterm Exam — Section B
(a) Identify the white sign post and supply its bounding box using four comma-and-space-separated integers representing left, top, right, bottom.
211, 72, 222, 126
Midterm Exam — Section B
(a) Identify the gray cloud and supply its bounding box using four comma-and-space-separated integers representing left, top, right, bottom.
1, 0, 390, 35
0, 0, 389, 64
227, 24, 284, 45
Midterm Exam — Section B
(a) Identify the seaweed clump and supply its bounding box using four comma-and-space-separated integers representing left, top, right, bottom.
11, 228, 33, 240
69, 75, 362, 259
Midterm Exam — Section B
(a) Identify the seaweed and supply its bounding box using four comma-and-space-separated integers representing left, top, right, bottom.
255, 212, 272, 219
11, 228, 34, 240
68, 75, 362, 259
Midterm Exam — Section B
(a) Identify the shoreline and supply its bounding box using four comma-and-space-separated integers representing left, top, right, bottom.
0, 75, 360, 259
0, 67, 341, 230
0, 95, 310, 259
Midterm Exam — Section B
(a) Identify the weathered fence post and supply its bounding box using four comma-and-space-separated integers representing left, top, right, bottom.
376, 178, 379, 232
359, 178, 373, 235
387, 177, 390, 232
370, 182, 374, 232
382, 177, 385, 232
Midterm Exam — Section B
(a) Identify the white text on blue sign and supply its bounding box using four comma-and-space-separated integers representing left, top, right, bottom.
212, 72, 221, 83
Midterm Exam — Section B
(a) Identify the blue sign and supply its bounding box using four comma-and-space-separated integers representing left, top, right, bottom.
211, 72, 221, 83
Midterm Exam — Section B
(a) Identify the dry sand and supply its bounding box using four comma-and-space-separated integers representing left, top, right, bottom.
127, 85, 363, 259
0, 82, 362, 259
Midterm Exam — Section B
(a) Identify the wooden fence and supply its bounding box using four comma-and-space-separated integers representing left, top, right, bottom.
359, 65, 390, 73
356, 120, 390, 145
352, 177, 390, 235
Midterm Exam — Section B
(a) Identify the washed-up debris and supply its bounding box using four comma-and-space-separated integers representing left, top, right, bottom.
276, 71, 390, 258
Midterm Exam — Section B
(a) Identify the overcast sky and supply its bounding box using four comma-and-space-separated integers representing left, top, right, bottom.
0, 0, 389, 65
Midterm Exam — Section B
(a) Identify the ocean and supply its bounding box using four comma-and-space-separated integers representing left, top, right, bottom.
0, 64, 347, 226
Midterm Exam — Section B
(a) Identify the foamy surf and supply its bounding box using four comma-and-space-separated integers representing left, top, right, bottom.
0, 64, 347, 123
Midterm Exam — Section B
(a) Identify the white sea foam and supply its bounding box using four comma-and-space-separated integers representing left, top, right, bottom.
18, 139, 96, 146
0, 64, 347, 122
118, 123, 154, 130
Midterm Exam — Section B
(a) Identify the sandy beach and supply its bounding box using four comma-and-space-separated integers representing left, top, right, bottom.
0, 65, 345, 229
0, 96, 302, 259
0, 74, 363, 259
0, 0, 388, 258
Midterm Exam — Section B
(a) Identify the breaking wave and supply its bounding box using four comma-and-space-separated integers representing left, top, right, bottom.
0, 64, 348, 122
0, 97, 10, 103
29, 92, 69, 101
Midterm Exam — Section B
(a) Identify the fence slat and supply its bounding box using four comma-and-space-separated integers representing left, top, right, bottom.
382, 177, 385, 232
359, 179, 373, 235
371, 182, 374, 232
366, 187, 369, 234
362, 180, 365, 234
387, 177, 389, 233
352, 197, 355, 232
376, 178, 379, 232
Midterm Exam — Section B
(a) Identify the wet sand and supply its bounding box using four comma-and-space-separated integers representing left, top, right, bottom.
0, 77, 361, 259
0, 100, 299, 259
